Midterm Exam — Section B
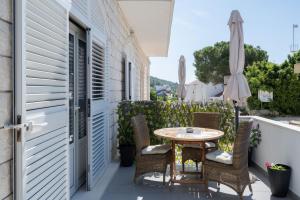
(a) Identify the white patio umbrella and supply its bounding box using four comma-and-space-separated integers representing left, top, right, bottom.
224, 10, 251, 103
223, 10, 251, 128
177, 55, 186, 100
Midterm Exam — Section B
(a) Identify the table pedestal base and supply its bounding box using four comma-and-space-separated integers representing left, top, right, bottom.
170, 140, 207, 185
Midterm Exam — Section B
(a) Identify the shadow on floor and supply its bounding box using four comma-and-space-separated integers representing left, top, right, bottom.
101, 166, 293, 200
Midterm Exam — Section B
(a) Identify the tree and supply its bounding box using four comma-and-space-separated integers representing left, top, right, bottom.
150, 87, 157, 101
194, 41, 268, 84
245, 51, 300, 114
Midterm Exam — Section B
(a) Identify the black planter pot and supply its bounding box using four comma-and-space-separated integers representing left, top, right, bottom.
248, 147, 253, 166
119, 144, 135, 167
267, 164, 291, 197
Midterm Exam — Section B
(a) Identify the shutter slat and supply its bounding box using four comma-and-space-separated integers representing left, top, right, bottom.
26, 69, 66, 80
27, 60, 66, 74
27, 86, 66, 94
92, 41, 105, 100
27, 77, 66, 87
26, 99, 66, 111
26, 139, 66, 166
26, 52, 66, 69
91, 112, 106, 179
26, 152, 66, 181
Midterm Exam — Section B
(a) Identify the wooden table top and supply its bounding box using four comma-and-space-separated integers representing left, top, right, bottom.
154, 127, 224, 142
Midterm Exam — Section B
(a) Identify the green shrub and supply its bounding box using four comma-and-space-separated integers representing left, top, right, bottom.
245, 51, 300, 115
117, 101, 235, 150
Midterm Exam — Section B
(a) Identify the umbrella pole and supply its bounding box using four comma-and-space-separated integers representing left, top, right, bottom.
233, 100, 239, 132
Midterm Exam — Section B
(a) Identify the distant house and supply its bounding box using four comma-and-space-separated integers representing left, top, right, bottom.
155, 85, 172, 97
184, 80, 224, 103
209, 91, 224, 102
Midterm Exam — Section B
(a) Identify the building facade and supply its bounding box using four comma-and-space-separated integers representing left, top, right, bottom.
0, 0, 13, 199
0, 0, 174, 199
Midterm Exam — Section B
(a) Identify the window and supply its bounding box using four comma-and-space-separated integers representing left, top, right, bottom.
121, 55, 132, 101
121, 57, 126, 100
128, 62, 132, 100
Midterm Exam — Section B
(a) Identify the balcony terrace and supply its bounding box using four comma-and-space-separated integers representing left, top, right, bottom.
100, 165, 293, 200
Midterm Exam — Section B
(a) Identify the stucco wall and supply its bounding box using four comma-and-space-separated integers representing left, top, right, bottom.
98, 0, 150, 159
0, 0, 151, 197
71, 0, 150, 160
0, 0, 13, 199
241, 116, 300, 197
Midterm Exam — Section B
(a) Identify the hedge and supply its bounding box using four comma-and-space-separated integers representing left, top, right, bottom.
117, 101, 235, 150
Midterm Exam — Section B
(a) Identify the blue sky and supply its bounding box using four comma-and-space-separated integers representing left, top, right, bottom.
150, 0, 300, 83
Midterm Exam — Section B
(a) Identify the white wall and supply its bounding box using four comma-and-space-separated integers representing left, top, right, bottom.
185, 81, 223, 103
70, 0, 151, 160
241, 116, 300, 197
0, 0, 150, 198
98, 0, 150, 159
206, 83, 223, 97
0, 0, 13, 198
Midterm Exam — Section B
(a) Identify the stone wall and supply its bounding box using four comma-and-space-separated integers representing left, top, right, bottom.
0, 0, 13, 199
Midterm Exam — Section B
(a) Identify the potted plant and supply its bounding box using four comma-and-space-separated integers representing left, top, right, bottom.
248, 124, 261, 165
265, 162, 292, 197
117, 102, 136, 167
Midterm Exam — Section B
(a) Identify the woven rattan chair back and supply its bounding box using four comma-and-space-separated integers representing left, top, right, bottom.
232, 120, 253, 169
131, 114, 150, 153
193, 112, 221, 130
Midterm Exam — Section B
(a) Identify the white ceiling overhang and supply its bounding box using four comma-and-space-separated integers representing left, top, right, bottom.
117, 0, 174, 57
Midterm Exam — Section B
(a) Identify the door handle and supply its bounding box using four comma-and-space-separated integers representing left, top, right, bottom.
27, 122, 48, 132
0, 123, 27, 131
0, 122, 47, 132
28, 122, 48, 127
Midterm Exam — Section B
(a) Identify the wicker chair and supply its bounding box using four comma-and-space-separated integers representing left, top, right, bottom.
182, 112, 221, 171
131, 114, 172, 184
204, 120, 253, 199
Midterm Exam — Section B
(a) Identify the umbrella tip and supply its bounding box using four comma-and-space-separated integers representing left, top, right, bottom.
229, 10, 243, 24
231, 10, 240, 13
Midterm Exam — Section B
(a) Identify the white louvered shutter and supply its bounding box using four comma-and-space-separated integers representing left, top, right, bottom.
15, 0, 69, 199
87, 34, 108, 190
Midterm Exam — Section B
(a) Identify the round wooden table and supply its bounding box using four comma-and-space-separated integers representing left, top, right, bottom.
154, 127, 224, 185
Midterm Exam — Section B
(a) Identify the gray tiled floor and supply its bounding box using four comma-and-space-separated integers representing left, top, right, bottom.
101, 166, 294, 200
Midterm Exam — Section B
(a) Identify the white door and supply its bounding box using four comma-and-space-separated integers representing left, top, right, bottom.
87, 33, 108, 190
69, 22, 88, 196
15, 0, 70, 199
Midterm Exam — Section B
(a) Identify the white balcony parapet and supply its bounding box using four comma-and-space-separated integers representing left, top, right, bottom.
241, 115, 300, 198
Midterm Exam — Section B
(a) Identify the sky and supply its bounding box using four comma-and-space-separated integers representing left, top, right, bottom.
150, 0, 300, 83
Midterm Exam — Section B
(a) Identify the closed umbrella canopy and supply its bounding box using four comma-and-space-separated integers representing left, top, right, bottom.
177, 55, 186, 100
223, 10, 251, 103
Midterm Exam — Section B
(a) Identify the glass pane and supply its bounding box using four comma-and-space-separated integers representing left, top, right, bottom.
69, 34, 75, 144
78, 39, 87, 139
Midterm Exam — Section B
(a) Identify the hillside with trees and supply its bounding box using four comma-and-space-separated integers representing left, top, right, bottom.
150, 76, 178, 100
150, 76, 178, 93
